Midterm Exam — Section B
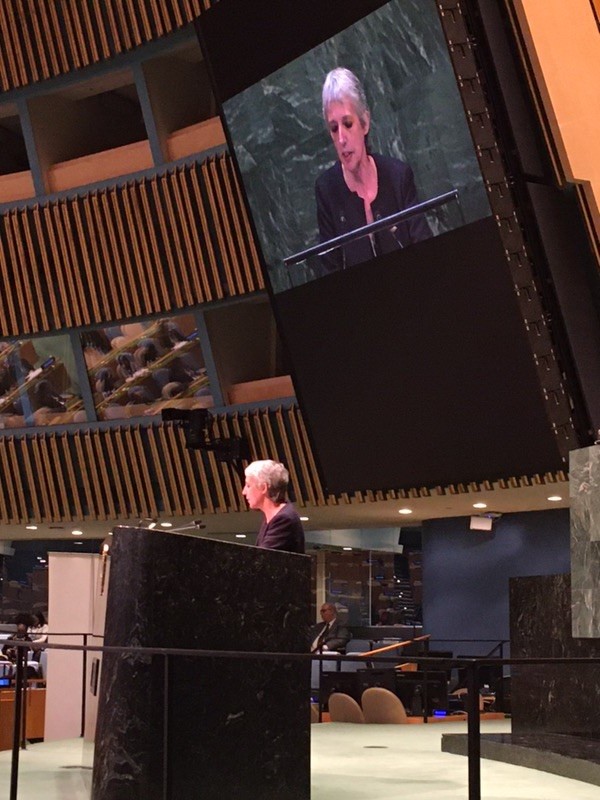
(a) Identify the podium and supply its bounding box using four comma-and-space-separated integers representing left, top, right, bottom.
92, 526, 311, 800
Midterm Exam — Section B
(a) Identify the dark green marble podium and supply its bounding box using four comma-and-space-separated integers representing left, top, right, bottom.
92, 526, 311, 800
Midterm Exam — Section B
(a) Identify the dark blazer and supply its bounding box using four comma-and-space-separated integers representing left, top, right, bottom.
256, 502, 305, 554
315, 153, 432, 273
309, 619, 351, 653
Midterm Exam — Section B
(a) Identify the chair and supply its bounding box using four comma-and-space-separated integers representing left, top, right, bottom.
328, 692, 365, 723
341, 639, 372, 672
361, 687, 409, 724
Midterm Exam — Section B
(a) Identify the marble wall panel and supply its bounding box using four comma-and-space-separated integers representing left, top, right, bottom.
571, 444, 600, 637
510, 574, 600, 735
92, 527, 311, 800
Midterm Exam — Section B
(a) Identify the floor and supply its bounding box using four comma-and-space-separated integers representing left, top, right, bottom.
2, 720, 600, 799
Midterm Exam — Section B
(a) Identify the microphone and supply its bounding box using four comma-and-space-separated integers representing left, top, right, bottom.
169, 519, 207, 533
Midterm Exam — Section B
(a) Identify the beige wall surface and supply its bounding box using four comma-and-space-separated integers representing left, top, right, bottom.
45, 552, 102, 742
513, 0, 600, 234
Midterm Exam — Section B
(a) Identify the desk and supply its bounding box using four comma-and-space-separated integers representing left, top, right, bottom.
0, 688, 46, 750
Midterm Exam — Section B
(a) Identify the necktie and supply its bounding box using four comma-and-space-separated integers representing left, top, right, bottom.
317, 623, 329, 649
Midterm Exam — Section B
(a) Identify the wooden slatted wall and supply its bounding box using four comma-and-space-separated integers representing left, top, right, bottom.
0, 0, 212, 92
0, 405, 568, 525
0, 406, 323, 524
0, 155, 263, 337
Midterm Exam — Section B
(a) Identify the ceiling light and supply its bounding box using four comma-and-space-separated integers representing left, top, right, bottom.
160, 522, 173, 528
398, 508, 412, 515
72, 530, 83, 536
26, 525, 38, 530
343, 547, 353, 551
548, 495, 562, 502
473, 502, 487, 509
235, 534, 247, 539
73, 542, 83, 546
300, 516, 309, 521
147, 521, 157, 529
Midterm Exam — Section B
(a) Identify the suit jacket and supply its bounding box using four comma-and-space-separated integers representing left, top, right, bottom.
309, 619, 351, 653
256, 502, 305, 554
315, 153, 432, 273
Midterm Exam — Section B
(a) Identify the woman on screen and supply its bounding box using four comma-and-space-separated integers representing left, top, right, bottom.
315, 67, 431, 272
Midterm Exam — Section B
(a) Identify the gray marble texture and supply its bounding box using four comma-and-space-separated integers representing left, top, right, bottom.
510, 574, 600, 736
224, 0, 490, 291
92, 526, 311, 800
570, 445, 600, 637
442, 732, 600, 787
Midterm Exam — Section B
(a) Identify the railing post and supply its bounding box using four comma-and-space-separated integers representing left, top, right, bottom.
422, 666, 429, 723
498, 642, 505, 713
81, 633, 88, 737
10, 644, 27, 800
318, 651, 324, 722
466, 661, 481, 800
163, 654, 170, 800
20, 668, 28, 750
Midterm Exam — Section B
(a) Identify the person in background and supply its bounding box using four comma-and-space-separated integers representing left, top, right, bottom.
310, 603, 351, 653
242, 459, 305, 554
1, 615, 32, 663
29, 611, 49, 661
315, 67, 431, 272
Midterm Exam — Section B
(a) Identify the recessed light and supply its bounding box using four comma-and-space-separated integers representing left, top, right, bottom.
73, 542, 83, 546
398, 508, 412, 515
473, 502, 487, 509
147, 521, 157, 529
343, 547, 353, 551
26, 525, 38, 530
300, 516, 309, 521
160, 522, 173, 528
235, 534, 247, 539
71, 530, 83, 536
548, 495, 562, 502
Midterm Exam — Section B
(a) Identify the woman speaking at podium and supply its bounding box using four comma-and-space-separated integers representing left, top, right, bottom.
315, 67, 431, 273
242, 460, 305, 554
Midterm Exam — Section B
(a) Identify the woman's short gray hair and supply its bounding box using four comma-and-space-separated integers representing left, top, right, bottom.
322, 67, 370, 126
244, 460, 289, 503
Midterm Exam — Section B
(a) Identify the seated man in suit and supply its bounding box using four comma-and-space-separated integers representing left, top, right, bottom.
310, 603, 351, 653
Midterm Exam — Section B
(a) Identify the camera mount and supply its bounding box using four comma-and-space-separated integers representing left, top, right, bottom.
161, 408, 250, 462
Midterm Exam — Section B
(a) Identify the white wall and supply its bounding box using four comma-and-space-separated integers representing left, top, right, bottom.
45, 552, 105, 742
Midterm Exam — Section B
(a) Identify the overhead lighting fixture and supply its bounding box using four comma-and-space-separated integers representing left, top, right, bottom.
473, 502, 487, 509
26, 525, 38, 530
343, 547, 353, 551
235, 534, 247, 539
398, 508, 412, 515
148, 521, 157, 530
72, 530, 83, 536
300, 516, 309, 521
73, 542, 83, 546
160, 522, 173, 528
548, 495, 562, 502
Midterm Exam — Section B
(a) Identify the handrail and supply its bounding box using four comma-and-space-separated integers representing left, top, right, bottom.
7, 639, 600, 800
359, 634, 431, 658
